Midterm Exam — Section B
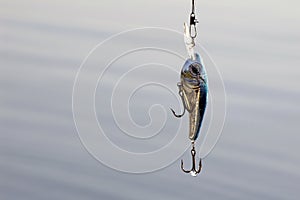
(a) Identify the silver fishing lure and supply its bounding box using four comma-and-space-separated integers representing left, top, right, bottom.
172, 53, 208, 141
171, 0, 208, 177
171, 53, 208, 176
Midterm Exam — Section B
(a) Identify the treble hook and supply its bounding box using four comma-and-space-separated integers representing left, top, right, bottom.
170, 83, 186, 118
181, 143, 202, 176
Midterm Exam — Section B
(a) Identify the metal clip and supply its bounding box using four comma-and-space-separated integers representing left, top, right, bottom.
189, 0, 199, 39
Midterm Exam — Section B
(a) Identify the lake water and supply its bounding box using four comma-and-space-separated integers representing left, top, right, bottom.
1, 0, 300, 199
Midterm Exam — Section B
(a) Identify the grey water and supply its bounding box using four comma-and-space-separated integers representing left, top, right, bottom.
1, 0, 300, 199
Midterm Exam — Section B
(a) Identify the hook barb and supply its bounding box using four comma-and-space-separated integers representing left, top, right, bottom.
181, 144, 202, 176
170, 107, 185, 118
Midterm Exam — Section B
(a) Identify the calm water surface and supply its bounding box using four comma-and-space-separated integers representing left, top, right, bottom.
1, 0, 300, 199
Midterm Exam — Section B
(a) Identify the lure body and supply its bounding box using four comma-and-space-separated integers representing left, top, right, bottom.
177, 53, 208, 141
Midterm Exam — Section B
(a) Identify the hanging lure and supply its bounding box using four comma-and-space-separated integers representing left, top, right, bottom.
171, 0, 208, 177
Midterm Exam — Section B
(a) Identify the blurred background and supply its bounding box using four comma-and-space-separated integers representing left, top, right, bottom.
1, 0, 300, 199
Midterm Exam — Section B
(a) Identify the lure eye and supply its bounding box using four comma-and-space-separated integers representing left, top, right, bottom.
190, 64, 199, 75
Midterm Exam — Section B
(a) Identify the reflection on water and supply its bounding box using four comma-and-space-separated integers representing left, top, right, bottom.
1, 0, 300, 199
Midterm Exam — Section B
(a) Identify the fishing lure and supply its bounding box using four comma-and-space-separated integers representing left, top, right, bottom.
171, 0, 208, 177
